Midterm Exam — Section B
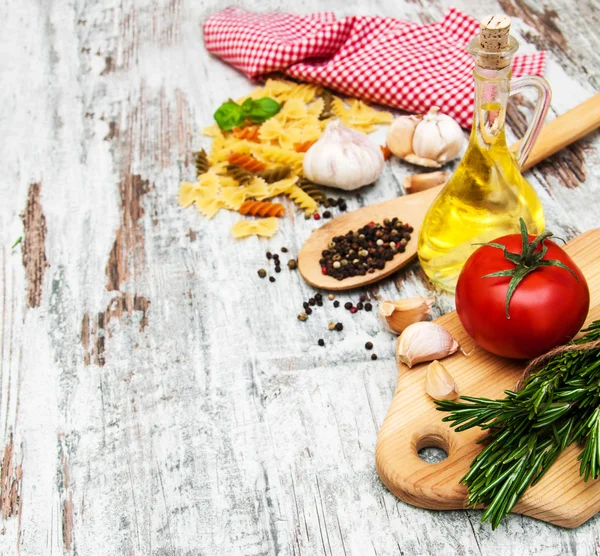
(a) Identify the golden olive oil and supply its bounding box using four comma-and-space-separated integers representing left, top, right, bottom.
417, 16, 550, 292
417, 122, 545, 291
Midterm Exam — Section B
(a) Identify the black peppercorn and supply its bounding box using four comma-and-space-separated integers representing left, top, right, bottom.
281, 247, 288, 253
334, 322, 343, 331
316, 300, 323, 307
269, 277, 276, 282
357, 302, 364, 310
315, 293, 323, 301
344, 302, 352, 310
371, 354, 378, 360
365, 342, 373, 350
275, 267, 281, 273
306, 307, 313, 315
266, 252, 272, 260
309, 298, 316, 306
318, 339, 325, 346
258, 269, 267, 278
333, 301, 340, 308
323, 210, 332, 219
364, 303, 372, 311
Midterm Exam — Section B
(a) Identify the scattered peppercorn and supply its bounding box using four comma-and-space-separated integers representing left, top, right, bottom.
344, 302, 353, 310
365, 342, 373, 350
328, 294, 335, 300
257, 269, 267, 278
318, 339, 325, 347
305, 213, 311, 220
364, 302, 373, 312
319, 218, 413, 280
360, 295, 367, 302
316, 300, 323, 307
266, 252, 272, 260
371, 354, 378, 360
273, 254, 279, 261
303, 302, 310, 310
350, 307, 358, 314
288, 259, 298, 270
275, 267, 281, 273
328, 322, 336, 330
338, 201, 347, 212
309, 298, 316, 306
269, 277, 276, 282
335, 322, 343, 331
323, 210, 332, 219
328, 198, 338, 207
357, 302, 364, 310
314, 213, 321, 220
333, 301, 340, 308
306, 307, 313, 315
315, 293, 323, 301
298, 312, 308, 321
281, 247, 288, 253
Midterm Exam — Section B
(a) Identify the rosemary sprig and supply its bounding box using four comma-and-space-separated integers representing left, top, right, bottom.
436, 320, 600, 529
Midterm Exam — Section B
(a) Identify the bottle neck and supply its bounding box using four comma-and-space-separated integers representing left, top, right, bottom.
471, 65, 512, 147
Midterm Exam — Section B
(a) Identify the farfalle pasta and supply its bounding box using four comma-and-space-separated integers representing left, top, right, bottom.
178, 78, 394, 238
231, 218, 279, 238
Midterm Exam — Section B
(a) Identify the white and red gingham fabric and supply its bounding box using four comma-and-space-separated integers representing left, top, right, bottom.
203, 7, 546, 128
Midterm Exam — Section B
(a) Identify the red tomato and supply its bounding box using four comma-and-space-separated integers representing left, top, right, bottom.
455, 233, 590, 359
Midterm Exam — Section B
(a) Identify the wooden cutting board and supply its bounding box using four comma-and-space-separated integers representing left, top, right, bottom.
375, 228, 600, 528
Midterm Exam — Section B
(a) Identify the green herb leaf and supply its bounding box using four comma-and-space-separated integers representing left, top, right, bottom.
214, 101, 246, 130
11, 236, 22, 248
241, 98, 254, 113
247, 97, 281, 123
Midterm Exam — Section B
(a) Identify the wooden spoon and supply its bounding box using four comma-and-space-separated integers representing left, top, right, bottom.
298, 93, 600, 291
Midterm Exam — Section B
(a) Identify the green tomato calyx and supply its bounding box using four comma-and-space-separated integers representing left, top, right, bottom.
476, 218, 578, 319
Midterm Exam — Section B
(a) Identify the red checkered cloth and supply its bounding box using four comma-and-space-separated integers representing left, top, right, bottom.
204, 7, 546, 128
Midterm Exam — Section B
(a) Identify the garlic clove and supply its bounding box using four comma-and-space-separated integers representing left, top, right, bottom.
403, 153, 442, 169
396, 321, 459, 368
403, 171, 448, 193
379, 296, 434, 334
386, 115, 421, 158
303, 120, 384, 191
412, 106, 464, 164
425, 360, 458, 400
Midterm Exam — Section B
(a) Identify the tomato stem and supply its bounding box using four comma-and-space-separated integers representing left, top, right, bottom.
477, 218, 579, 319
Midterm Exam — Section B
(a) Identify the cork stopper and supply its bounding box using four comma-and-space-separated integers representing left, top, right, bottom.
476, 14, 513, 69
480, 14, 511, 51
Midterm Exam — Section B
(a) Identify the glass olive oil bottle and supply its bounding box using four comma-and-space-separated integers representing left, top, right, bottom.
418, 15, 551, 292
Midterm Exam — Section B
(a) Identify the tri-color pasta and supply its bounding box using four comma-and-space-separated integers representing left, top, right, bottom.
239, 201, 286, 218
194, 149, 209, 177
178, 78, 394, 238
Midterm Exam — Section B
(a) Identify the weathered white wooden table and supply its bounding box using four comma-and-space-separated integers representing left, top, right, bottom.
1, 0, 599, 554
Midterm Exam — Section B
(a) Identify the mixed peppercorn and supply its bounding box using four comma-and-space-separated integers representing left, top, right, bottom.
320, 218, 413, 280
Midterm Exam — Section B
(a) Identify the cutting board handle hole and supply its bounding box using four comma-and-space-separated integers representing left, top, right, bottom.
415, 429, 450, 464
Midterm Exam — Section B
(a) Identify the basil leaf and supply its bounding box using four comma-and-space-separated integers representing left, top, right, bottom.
247, 97, 281, 123
241, 98, 254, 113
214, 101, 246, 130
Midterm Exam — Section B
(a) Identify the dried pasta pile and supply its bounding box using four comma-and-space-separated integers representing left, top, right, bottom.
179, 78, 393, 239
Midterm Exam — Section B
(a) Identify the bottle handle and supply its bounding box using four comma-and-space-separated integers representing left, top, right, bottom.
509, 76, 552, 168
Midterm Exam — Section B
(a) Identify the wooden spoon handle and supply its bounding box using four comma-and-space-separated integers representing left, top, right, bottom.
516, 92, 600, 170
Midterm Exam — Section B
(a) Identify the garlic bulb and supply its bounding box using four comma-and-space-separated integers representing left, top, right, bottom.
379, 296, 434, 334
303, 120, 384, 190
396, 321, 459, 368
425, 360, 458, 401
387, 107, 464, 168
